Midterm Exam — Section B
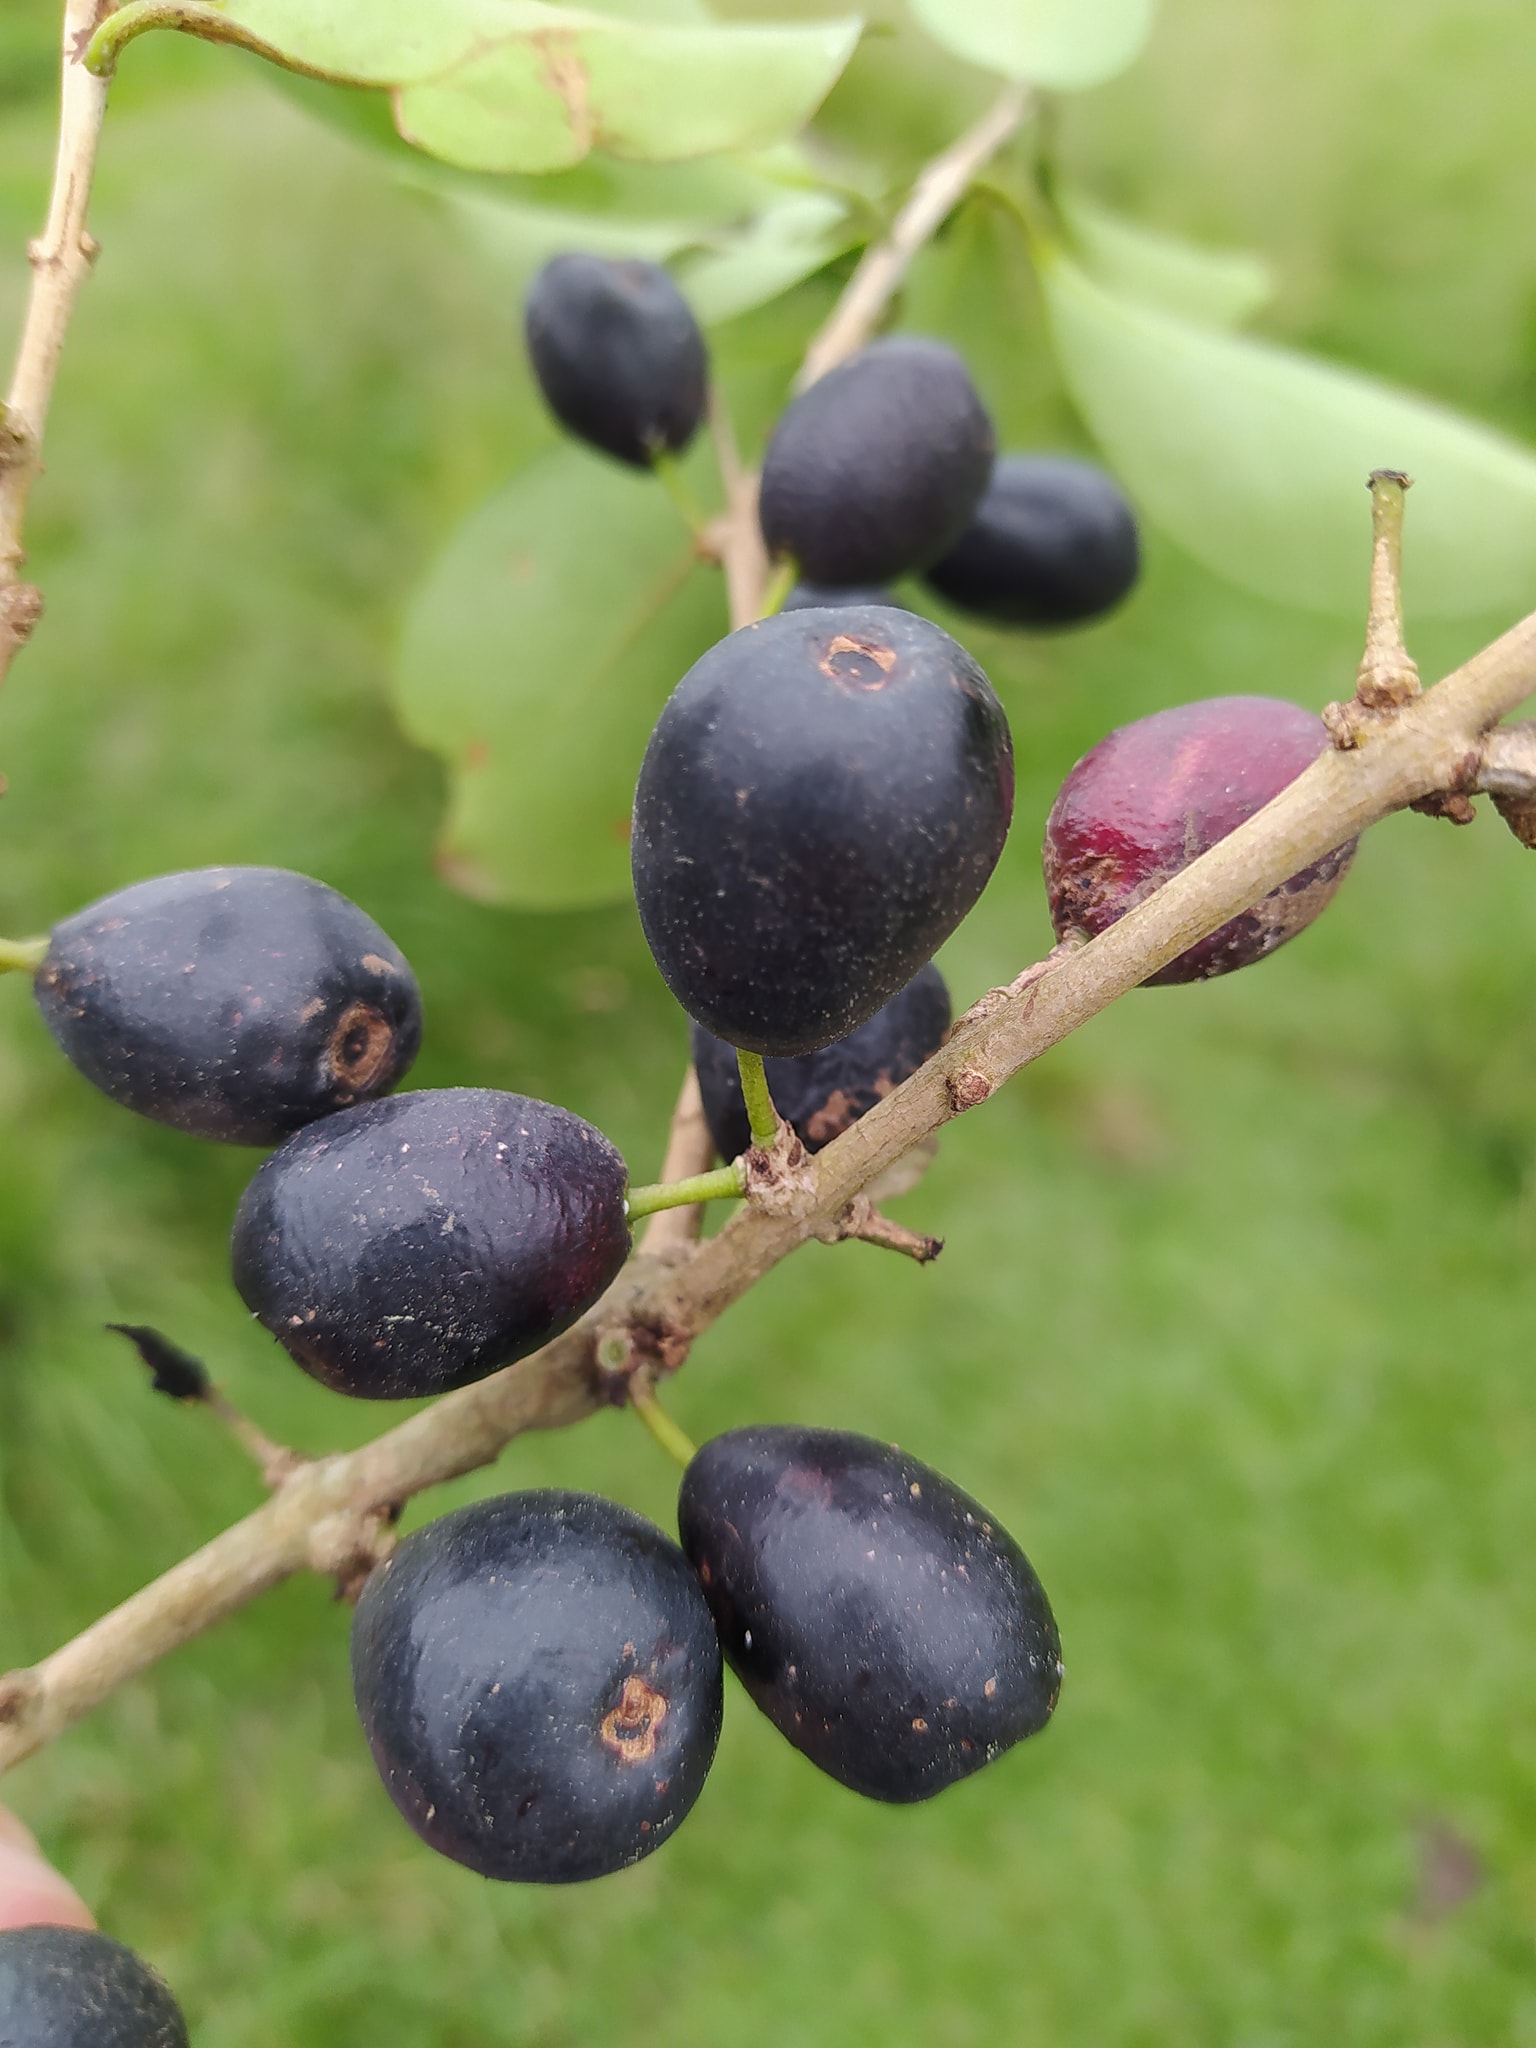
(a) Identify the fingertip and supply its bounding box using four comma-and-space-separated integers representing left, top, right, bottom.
0, 1829, 96, 1933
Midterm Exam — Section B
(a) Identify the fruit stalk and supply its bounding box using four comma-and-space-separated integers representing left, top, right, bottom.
736, 1051, 782, 1147
626, 1164, 747, 1220
0, 0, 112, 684
629, 1377, 699, 1469
3, 597, 1532, 1783
0, 936, 46, 975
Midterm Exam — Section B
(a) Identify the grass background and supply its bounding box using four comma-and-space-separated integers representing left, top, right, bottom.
4, 2, 1536, 2041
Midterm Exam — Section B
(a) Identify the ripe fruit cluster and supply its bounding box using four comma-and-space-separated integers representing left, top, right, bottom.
1, 237, 1364, 2019
524, 252, 1141, 634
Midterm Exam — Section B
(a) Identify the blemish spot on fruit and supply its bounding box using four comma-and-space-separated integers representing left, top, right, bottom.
360, 953, 396, 977
599, 1673, 669, 1763
984, 1676, 998, 1698
327, 1002, 395, 1092
909, 1483, 922, 1499
820, 635, 897, 691
912, 1717, 928, 1733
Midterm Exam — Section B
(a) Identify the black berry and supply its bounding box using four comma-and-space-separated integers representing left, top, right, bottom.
924, 454, 1140, 628
632, 606, 1012, 1056
0, 1926, 188, 2047
352, 1491, 723, 1883
759, 339, 995, 586
782, 582, 904, 614
689, 962, 951, 1160
524, 253, 707, 468
231, 1088, 630, 1398
34, 867, 421, 1146
1043, 695, 1356, 983
678, 1426, 1061, 1803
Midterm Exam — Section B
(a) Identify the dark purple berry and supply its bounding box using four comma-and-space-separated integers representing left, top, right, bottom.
525, 253, 707, 468
678, 1426, 1061, 1803
351, 1491, 723, 1884
34, 866, 421, 1145
1044, 695, 1356, 984
632, 606, 1012, 1056
782, 582, 905, 613
231, 1088, 630, 1399
689, 963, 951, 1160
759, 339, 995, 586
924, 454, 1140, 628
0, 1926, 188, 2047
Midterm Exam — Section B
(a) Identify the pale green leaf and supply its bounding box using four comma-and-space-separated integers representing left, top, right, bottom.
200, 0, 860, 170
907, 0, 1155, 90
394, 449, 724, 909
393, 14, 862, 173
1057, 188, 1270, 328
675, 193, 855, 324
1042, 252, 1536, 619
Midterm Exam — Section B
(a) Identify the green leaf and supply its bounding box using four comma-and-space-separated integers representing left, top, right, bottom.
675, 193, 856, 324
176, 1, 860, 171
907, 0, 1155, 91
394, 448, 724, 909
1057, 189, 1270, 328
1041, 251, 1536, 619
393, 13, 862, 174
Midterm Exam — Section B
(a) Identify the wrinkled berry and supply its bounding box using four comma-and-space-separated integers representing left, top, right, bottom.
352, 1491, 723, 1883
525, 253, 707, 468
1044, 695, 1356, 983
231, 1088, 630, 1398
759, 339, 995, 586
632, 606, 1012, 1056
34, 867, 421, 1145
689, 963, 951, 1160
0, 1926, 188, 2047
925, 454, 1140, 628
679, 1425, 1061, 1803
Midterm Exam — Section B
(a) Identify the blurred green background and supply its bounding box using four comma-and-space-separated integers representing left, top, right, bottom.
4, 2, 1536, 2041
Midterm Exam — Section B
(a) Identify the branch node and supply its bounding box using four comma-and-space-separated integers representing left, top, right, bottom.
946, 1067, 994, 1115
817, 1194, 943, 1264
0, 1671, 41, 1728
742, 1124, 816, 1218
1409, 790, 1478, 826
0, 584, 44, 656
306, 1506, 398, 1604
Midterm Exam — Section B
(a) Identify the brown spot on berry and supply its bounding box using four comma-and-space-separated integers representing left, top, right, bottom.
327, 1002, 396, 1094
600, 1673, 669, 1764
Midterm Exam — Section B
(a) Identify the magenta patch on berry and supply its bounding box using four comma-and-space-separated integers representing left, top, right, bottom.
1043, 695, 1356, 984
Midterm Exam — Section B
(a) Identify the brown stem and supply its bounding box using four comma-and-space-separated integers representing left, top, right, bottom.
5, 600, 1536, 1778
797, 84, 1031, 390
639, 1067, 716, 1256
1354, 470, 1421, 710
0, 0, 113, 687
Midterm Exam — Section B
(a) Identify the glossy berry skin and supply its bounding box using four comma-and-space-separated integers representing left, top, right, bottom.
689, 963, 951, 1161
632, 606, 1012, 1057
231, 1088, 630, 1398
34, 866, 421, 1146
1044, 696, 1357, 984
925, 454, 1140, 628
525, 253, 707, 468
352, 1491, 723, 1884
0, 1927, 188, 2047
679, 1426, 1061, 1804
759, 338, 995, 586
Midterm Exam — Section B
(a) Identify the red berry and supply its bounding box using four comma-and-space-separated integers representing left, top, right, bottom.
1043, 695, 1356, 984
